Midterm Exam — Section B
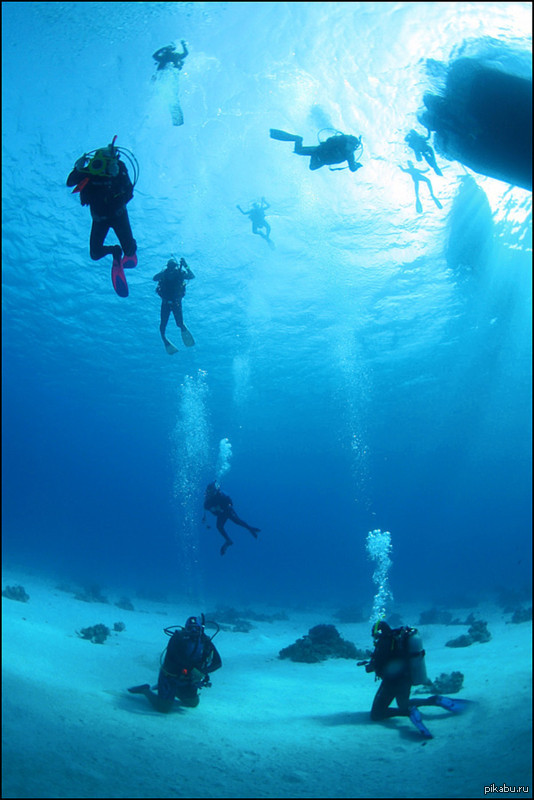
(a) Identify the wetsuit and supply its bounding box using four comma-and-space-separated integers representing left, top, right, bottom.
367, 626, 413, 720
203, 483, 260, 555
153, 265, 194, 342
367, 626, 439, 720
295, 134, 362, 171
405, 130, 442, 176
153, 43, 188, 71
157, 629, 222, 709
238, 201, 271, 239
129, 628, 222, 713
66, 162, 137, 260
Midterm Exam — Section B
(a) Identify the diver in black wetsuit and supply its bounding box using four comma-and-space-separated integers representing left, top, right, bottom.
153, 41, 189, 71
405, 129, 442, 176
237, 198, 272, 243
66, 140, 137, 266
270, 129, 363, 172
153, 258, 195, 354
362, 621, 469, 739
152, 41, 189, 126
128, 616, 222, 712
203, 482, 261, 556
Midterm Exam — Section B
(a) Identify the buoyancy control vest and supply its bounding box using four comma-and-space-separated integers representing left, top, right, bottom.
373, 626, 428, 685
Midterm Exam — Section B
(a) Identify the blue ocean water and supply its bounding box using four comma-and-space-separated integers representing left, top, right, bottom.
2, 1, 532, 616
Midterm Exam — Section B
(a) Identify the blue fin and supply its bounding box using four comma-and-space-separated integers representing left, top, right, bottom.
435, 696, 470, 713
270, 129, 300, 142
409, 706, 433, 738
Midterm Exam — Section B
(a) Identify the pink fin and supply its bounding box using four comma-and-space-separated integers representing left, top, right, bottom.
111, 257, 129, 297
121, 253, 138, 270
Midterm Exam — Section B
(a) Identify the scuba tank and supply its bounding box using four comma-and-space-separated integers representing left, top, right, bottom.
85, 149, 116, 177
406, 628, 428, 685
72, 135, 140, 187
71, 135, 119, 195
160, 616, 220, 672
83, 135, 120, 177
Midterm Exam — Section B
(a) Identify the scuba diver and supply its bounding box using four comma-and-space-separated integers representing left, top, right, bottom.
236, 197, 274, 247
399, 161, 443, 213
153, 257, 195, 355
66, 136, 138, 298
405, 129, 442, 176
203, 482, 261, 556
270, 128, 363, 172
152, 41, 189, 126
361, 621, 469, 739
153, 40, 189, 71
128, 615, 222, 712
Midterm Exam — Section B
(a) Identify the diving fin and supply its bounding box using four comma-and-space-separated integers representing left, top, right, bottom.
269, 129, 300, 142
171, 102, 184, 127
180, 326, 195, 347
434, 696, 470, 713
164, 338, 179, 355
121, 253, 138, 270
111, 256, 129, 298
128, 684, 150, 694
220, 540, 233, 556
409, 707, 433, 739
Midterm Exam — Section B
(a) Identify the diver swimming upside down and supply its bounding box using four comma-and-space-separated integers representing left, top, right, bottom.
270, 128, 363, 172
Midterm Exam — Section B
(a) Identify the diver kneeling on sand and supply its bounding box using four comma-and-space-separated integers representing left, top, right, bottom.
360, 621, 471, 739
128, 615, 222, 712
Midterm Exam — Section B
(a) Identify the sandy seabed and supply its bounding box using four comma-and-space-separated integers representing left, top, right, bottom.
2, 568, 532, 799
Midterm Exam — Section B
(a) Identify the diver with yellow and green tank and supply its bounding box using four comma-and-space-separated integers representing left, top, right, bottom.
66, 136, 139, 297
